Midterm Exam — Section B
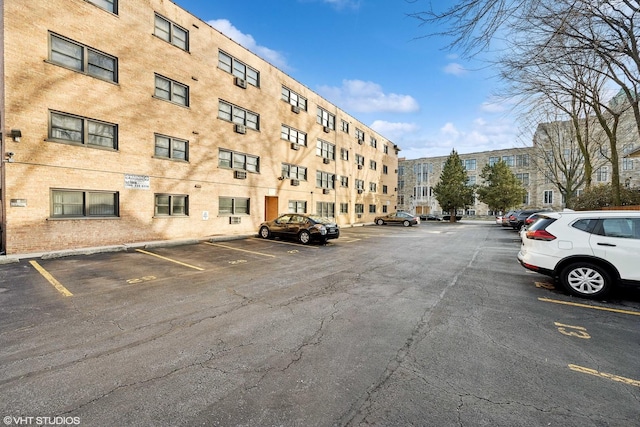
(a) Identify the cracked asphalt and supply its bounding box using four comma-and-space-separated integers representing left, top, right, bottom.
1, 221, 639, 426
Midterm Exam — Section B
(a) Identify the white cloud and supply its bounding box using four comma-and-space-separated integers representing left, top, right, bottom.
207, 19, 290, 71
443, 62, 467, 76
370, 120, 419, 139
319, 0, 361, 9
317, 79, 419, 113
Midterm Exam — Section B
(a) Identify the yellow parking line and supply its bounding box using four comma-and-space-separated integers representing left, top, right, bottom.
135, 249, 204, 270
538, 297, 640, 316
29, 261, 73, 297
568, 364, 640, 387
204, 242, 277, 256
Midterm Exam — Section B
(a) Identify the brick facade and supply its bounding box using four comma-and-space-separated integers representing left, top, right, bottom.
0, 0, 399, 254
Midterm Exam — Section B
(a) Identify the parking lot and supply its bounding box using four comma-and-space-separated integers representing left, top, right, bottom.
1, 221, 639, 426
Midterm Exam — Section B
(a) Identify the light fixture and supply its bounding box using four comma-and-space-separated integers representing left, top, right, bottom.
10, 129, 21, 142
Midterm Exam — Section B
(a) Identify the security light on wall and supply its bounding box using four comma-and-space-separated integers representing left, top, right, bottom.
10, 129, 22, 142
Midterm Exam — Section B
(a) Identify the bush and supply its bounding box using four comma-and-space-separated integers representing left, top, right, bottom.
572, 184, 640, 210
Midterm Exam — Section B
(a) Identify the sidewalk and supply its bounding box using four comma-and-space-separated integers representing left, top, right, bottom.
0, 234, 254, 265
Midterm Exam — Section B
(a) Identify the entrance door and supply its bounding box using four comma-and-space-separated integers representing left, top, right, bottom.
265, 196, 279, 221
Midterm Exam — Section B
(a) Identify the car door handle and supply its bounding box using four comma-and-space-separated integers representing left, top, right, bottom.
597, 243, 616, 247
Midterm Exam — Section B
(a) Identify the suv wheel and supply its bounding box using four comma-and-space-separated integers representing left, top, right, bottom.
560, 262, 612, 299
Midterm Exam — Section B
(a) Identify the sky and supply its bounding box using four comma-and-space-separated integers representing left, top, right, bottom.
172, 0, 523, 159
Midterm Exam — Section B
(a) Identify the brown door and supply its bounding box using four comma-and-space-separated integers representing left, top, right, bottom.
265, 196, 279, 221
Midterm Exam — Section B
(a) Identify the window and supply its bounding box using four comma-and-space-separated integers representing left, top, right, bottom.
369, 182, 377, 192
281, 163, 307, 180
154, 14, 188, 50
154, 134, 188, 161
288, 200, 307, 213
383, 165, 388, 175
515, 173, 529, 186
340, 148, 349, 161
155, 74, 188, 106
596, 166, 609, 182
369, 204, 376, 213
316, 171, 335, 189
414, 186, 428, 199
218, 51, 259, 87
340, 176, 349, 187
355, 204, 364, 214
382, 185, 388, 194
464, 159, 477, 171
49, 33, 117, 82
355, 179, 365, 191
414, 163, 429, 183
218, 100, 259, 130
370, 136, 377, 148
51, 189, 118, 218
316, 139, 335, 160
49, 111, 117, 149
489, 156, 500, 166
340, 203, 349, 214
281, 125, 307, 146
316, 202, 335, 218
355, 154, 365, 167
317, 107, 335, 130
599, 218, 639, 239
467, 175, 476, 186
543, 190, 553, 205
341, 120, 349, 133
398, 179, 404, 190
623, 158, 634, 171
155, 194, 188, 216
516, 154, 530, 167
87, 0, 117, 13
281, 86, 307, 110
502, 155, 515, 167
370, 160, 377, 170
219, 149, 259, 172
382, 205, 388, 213
398, 166, 404, 176
355, 128, 365, 142
219, 197, 250, 215
383, 145, 389, 154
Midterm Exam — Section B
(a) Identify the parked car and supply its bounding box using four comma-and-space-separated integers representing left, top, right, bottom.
495, 215, 503, 225
259, 214, 339, 244
509, 209, 549, 230
518, 210, 640, 298
502, 210, 517, 227
375, 212, 419, 227
419, 214, 443, 221
442, 215, 462, 221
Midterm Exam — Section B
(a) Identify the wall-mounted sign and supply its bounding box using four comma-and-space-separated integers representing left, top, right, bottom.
10, 199, 27, 207
202, 211, 209, 220
124, 174, 150, 190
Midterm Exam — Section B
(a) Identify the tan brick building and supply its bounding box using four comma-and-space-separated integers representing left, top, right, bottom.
0, 0, 399, 254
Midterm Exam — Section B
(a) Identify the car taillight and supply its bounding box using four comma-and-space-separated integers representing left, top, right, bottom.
509, 215, 516, 220
525, 229, 556, 241
525, 217, 535, 224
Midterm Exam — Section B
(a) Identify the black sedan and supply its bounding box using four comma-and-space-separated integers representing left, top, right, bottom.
259, 214, 339, 244
419, 214, 443, 221
374, 212, 419, 227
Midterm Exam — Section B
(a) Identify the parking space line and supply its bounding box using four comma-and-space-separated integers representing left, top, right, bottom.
568, 364, 640, 387
135, 249, 205, 270
29, 261, 73, 297
538, 297, 640, 316
204, 242, 277, 257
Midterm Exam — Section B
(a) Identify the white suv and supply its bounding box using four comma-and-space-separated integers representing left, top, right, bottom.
518, 210, 640, 299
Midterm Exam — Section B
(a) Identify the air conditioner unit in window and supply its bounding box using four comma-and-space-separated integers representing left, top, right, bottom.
234, 77, 247, 89
357, 164, 363, 170
291, 143, 300, 150
229, 216, 241, 224
357, 138, 364, 145
323, 158, 330, 164
234, 170, 247, 179
323, 126, 330, 133
357, 189, 364, 194
323, 189, 330, 194
234, 124, 246, 134
291, 179, 300, 186
291, 105, 300, 114
357, 214, 362, 218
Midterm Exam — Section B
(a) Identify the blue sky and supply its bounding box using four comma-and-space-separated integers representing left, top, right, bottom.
173, 0, 521, 158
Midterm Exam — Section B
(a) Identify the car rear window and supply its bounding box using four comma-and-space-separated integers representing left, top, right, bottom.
528, 217, 556, 231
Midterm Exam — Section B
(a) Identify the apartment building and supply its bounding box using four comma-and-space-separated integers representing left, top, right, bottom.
0, 0, 399, 254
398, 148, 539, 217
